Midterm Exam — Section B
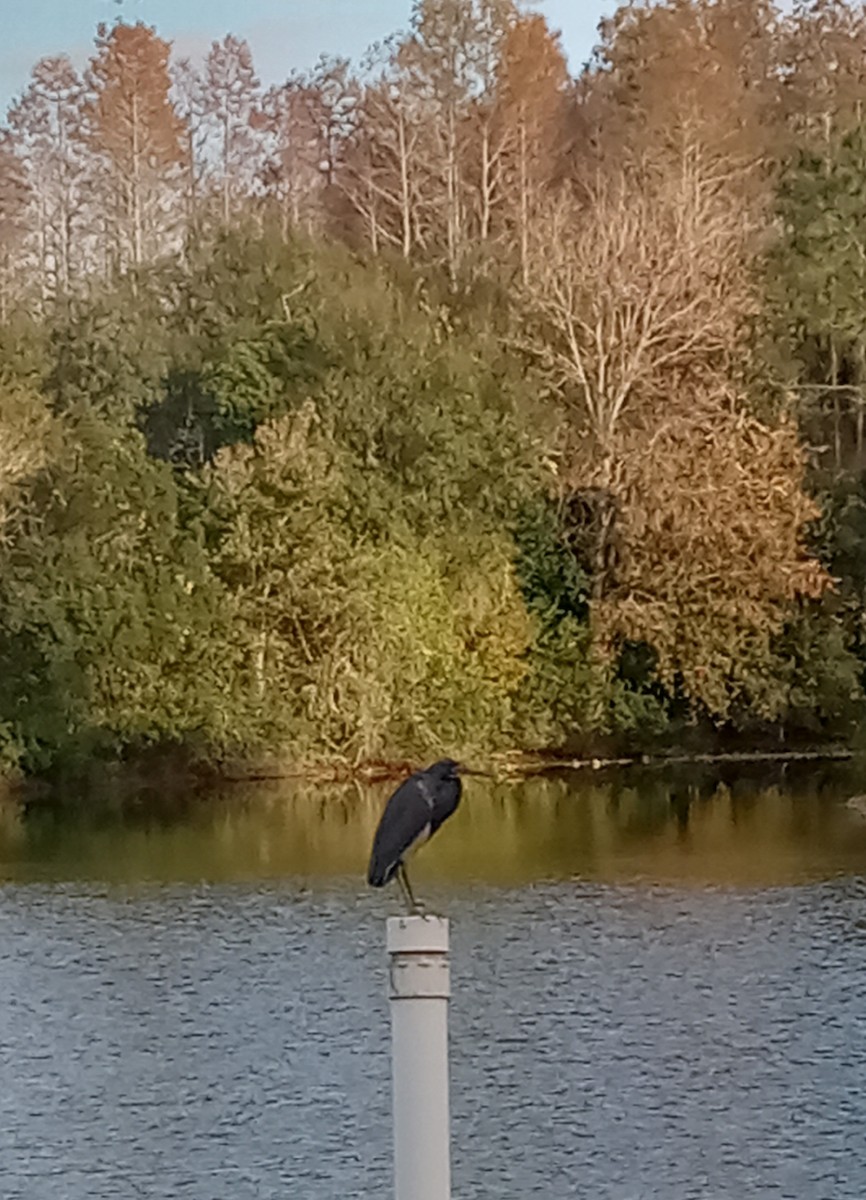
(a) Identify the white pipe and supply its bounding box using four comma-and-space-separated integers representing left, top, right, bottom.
387, 915, 452, 1200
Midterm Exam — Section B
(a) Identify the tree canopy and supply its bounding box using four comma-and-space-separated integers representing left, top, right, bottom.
0, 0, 865, 775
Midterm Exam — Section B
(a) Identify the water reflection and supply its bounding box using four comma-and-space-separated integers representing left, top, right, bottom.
2, 761, 866, 886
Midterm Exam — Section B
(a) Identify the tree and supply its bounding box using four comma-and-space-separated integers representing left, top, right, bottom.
0, 133, 29, 319
6, 56, 87, 298
256, 76, 324, 236
592, 395, 830, 719
400, 0, 516, 283
780, 0, 866, 149
518, 137, 830, 717
494, 13, 569, 281
171, 57, 209, 239
521, 150, 758, 470
0, 407, 241, 772
209, 403, 533, 761
768, 125, 866, 465
85, 21, 185, 270
584, 0, 781, 177
307, 55, 358, 192
342, 40, 429, 256
460, 0, 518, 248
0, 379, 53, 524
203, 35, 261, 227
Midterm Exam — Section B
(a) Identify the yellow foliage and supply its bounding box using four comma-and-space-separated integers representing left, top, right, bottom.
336, 534, 535, 761
211, 408, 534, 760
0, 381, 53, 517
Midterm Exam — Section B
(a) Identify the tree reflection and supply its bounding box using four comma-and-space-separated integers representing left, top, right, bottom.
2, 764, 866, 887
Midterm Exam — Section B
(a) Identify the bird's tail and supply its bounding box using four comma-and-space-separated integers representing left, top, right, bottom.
367, 853, 393, 888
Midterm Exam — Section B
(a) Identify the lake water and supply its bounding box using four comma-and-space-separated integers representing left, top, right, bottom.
2, 761, 866, 1199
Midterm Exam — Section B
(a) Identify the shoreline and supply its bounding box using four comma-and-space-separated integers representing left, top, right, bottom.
1, 743, 859, 808
218, 744, 860, 784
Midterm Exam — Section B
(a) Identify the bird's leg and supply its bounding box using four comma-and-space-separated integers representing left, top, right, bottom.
395, 863, 412, 912
398, 862, 423, 915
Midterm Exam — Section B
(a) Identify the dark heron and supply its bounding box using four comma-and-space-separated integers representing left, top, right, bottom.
367, 758, 462, 912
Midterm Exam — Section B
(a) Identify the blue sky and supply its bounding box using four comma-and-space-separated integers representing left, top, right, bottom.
1, 0, 614, 115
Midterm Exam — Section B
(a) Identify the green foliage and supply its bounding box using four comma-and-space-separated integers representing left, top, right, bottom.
765, 612, 864, 734
0, 209, 863, 776
514, 617, 597, 746
513, 496, 589, 626
755, 120, 866, 736
205, 402, 356, 749
771, 127, 866, 352
341, 532, 534, 760
203, 324, 317, 445
812, 474, 866, 602
207, 404, 534, 761
0, 406, 244, 773
295, 249, 548, 538
48, 276, 175, 419
0, 232, 566, 773
766, 126, 866, 459
511, 496, 671, 746
0, 313, 49, 388
515, 619, 672, 748
789, 473, 866, 727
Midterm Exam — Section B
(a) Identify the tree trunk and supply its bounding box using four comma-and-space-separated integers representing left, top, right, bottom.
480, 123, 491, 242
831, 339, 841, 470
445, 103, 460, 288
518, 110, 529, 287
398, 108, 412, 258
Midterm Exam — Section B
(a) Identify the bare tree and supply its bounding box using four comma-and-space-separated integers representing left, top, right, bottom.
256, 76, 325, 236
519, 136, 828, 718
308, 56, 358, 191
400, 0, 515, 284
204, 35, 261, 226
521, 147, 759, 474
461, 0, 515, 246
171, 57, 209, 238
342, 39, 433, 257
7, 56, 87, 299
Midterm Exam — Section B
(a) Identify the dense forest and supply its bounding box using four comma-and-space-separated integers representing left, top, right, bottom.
0, 0, 865, 776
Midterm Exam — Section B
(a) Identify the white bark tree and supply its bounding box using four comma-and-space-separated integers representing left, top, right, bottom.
204, 35, 261, 226
7, 56, 87, 299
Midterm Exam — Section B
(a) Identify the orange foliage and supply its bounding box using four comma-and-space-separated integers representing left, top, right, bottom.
780, 0, 866, 146
86, 22, 185, 267
87, 23, 184, 174
588, 0, 781, 167
493, 13, 570, 276
520, 123, 829, 718
594, 392, 831, 716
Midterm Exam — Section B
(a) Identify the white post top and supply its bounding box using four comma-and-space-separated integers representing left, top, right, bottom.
387, 914, 450, 955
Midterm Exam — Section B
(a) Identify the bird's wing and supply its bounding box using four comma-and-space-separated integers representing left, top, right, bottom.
367, 776, 434, 886
430, 777, 461, 834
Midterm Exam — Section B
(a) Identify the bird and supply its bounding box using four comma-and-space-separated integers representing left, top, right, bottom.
367, 758, 462, 912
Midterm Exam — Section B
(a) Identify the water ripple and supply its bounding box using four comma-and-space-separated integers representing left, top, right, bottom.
0, 879, 864, 1198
